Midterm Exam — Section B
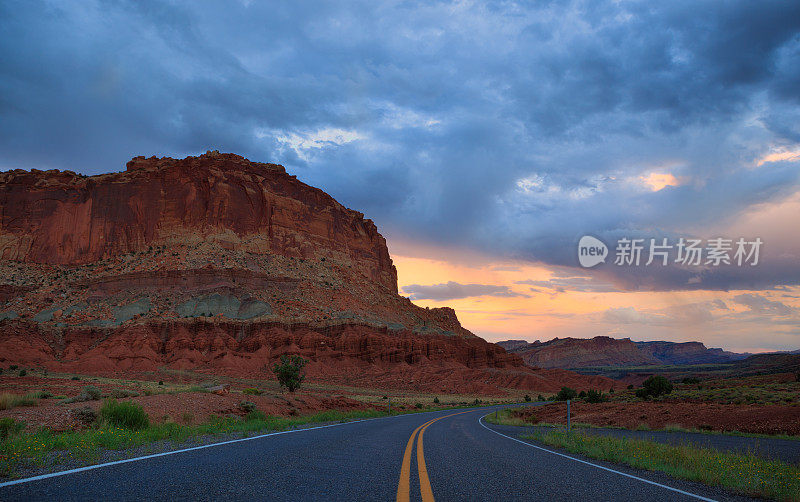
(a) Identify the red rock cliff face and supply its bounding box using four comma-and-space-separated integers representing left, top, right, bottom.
0, 151, 397, 292
0, 152, 620, 394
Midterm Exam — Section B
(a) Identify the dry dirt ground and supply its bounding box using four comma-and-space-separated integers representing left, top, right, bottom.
512, 400, 800, 436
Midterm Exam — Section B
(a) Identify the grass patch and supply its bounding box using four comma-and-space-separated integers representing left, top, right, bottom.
0, 408, 386, 477
525, 430, 800, 501
0, 393, 37, 410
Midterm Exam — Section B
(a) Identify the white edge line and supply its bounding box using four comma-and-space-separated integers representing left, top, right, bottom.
478, 415, 718, 502
0, 408, 459, 489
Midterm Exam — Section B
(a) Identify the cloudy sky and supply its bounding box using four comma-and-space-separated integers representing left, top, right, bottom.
2, 1, 799, 351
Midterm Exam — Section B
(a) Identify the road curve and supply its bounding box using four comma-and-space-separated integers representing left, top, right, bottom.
0, 405, 756, 501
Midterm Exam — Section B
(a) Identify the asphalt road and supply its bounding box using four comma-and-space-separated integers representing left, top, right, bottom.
0, 405, 758, 501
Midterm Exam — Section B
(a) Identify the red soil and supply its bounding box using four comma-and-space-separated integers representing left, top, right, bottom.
513, 401, 800, 436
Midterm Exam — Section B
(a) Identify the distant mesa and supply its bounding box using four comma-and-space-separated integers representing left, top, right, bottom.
497, 336, 750, 369
0, 152, 615, 394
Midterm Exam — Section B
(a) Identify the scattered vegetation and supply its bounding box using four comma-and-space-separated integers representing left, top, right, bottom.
272, 355, 308, 393
241, 388, 262, 395
525, 430, 800, 501
99, 399, 149, 430
65, 385, 102, 403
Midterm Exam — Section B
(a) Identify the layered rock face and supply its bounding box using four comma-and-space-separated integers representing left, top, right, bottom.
0, 152, 616, 393
499, 336, 746, 369
0, 151, 396, 292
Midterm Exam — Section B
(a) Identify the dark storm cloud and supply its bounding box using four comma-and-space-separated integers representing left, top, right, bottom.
402, 282, 529, 301
1, 1, 799, 290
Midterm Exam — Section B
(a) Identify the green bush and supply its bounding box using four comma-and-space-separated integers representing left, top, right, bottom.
71, 376, 80, 381
238, 401, 257, 413
415, 402, 423, 409
635, 388, 650, 399
627, 384, 634, 390
555, 387, 577, 401
272, 355, 308, 393
33, 390, 53, 399
433, 396, 440, 404
109, 388, 140, 399
638, 375, 673, 399
585, 389, 606, 403
18, 369, 27, 377
524, 394, 531, 402
537, 394, 545, 401
0, 417, 25, 439
9, 365, 17, 370
242, 388, 262, 395
682, 377, 700, 385
99, 399, 149, 430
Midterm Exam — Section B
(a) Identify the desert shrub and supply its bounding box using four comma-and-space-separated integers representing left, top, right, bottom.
585, 389, 607, 403
640, 375, 673, 398
66, 385, 103, 403
473, 398, 481, 405
158, 380, 164, 386
635, 388, 650, 399
555, 387, 577, 401
627, 384, 634, 390
18, 369, 27, 377
245, 410, 267, 422
609, 388, 615, 394
238, 401, 257, 413
537, 394, 545, 401
0, 417, 25, 439
272, 355, 308, 393
242, 388, 262, 395
181, 412, 195, 425
71, 406, 98, 426
415, 402, 423, 409
578, 391, 587, 399
99, 399, 149, 430
682, 377, 701, 385
9, 365, 17, 370
109, 388, 140, 399
33, 390, 53, 399
433, 397, 440, 404
0, 393, 36, 410
382, 395, 388, 400
524, 394, 531, 402
71, 376, 80, 381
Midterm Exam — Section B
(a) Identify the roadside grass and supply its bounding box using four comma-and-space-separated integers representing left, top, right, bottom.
487, 406, 800, 442
524, 430, 800, 502
0, 408, 387, 477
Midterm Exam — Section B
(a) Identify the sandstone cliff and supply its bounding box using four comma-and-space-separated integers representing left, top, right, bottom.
0, 152, 616, 394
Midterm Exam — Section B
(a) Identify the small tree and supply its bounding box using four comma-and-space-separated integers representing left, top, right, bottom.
585, 389, 606, 403
641, 375, 673, 398
556, 387, 577, 401
524, 394, 531, 402
272, 355, 308, 392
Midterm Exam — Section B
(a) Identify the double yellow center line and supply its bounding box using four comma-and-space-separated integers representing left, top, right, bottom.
396, 411, 471, 502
